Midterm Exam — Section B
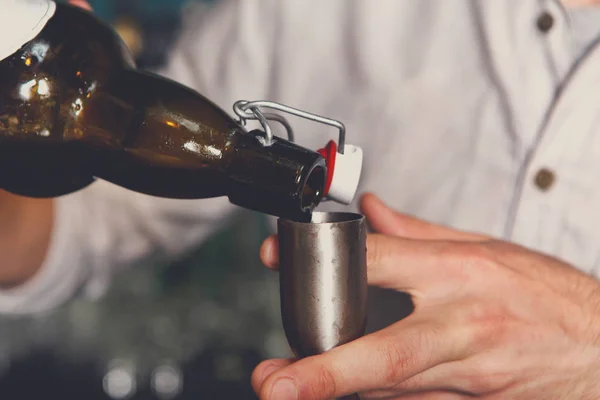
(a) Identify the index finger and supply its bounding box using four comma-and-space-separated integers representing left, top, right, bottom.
262, 233, 481, 300
365, 234, 486, 298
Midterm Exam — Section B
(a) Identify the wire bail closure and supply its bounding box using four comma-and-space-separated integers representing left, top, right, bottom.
233, 100, 346, 155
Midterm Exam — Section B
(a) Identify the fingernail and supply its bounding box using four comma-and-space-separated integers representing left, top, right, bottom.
269, 377, 298, 400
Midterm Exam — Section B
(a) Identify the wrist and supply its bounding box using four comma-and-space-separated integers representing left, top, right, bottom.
0, 190, 54, 288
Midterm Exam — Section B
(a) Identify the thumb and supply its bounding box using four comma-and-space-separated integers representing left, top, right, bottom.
257, 314, 469, 400
360, 193, 488, 242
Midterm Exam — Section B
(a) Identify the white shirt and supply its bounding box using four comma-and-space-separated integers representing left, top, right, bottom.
567, 5, 600, 58
2, 0, 600, 322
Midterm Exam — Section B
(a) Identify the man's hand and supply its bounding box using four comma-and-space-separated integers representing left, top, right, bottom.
253, 193, 600, 399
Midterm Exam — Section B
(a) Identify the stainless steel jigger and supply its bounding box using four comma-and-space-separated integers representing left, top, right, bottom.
278, 212, 367, 400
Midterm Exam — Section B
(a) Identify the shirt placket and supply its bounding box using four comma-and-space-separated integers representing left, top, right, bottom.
509, 11, 600, 271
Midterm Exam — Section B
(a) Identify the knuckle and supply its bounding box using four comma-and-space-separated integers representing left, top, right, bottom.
390, 373, 425, 393
376, 333, 421, 386
381, 342, 408, 385
310, 364, 338, 399
425, 243, 490, 289
464, 301, 512, 349
366, 235, 398, 285
442, 242, 498, 276
475, 376, 513, 394
461, 360, 516, 394
463, 244, 496, 269
367, 235, 393, 265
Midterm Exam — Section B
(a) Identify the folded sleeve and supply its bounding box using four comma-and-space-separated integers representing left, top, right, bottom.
0, 0, 279, 314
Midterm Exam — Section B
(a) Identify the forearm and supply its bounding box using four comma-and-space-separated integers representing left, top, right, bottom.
0, 190, 53, 288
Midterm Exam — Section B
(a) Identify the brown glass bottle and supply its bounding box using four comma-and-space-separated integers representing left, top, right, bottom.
0, 3, 326, 221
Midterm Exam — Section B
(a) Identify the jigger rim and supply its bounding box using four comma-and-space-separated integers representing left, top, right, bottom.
278, 211, 364, 225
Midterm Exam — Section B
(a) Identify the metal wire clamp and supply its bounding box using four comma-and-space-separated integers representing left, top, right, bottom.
233, 100, 346, 154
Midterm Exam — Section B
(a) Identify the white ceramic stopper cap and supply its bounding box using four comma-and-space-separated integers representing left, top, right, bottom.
0, 0, 56, 62
327, 144, 363, 205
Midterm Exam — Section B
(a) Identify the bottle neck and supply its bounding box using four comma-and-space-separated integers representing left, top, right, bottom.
226, 130, 327, 222
0, 1, 329, 219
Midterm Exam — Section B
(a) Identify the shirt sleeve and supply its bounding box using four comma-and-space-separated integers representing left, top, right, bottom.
0, 0, 279, 314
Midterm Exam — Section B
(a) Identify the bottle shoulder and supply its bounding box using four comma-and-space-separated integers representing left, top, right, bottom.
0, 4, 132, 140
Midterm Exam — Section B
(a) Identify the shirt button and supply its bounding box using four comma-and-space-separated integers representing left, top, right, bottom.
537, 12, 554, 33
534, 168, 556, 191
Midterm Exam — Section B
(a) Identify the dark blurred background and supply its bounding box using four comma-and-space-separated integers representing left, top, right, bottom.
0, 1, 290, 399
